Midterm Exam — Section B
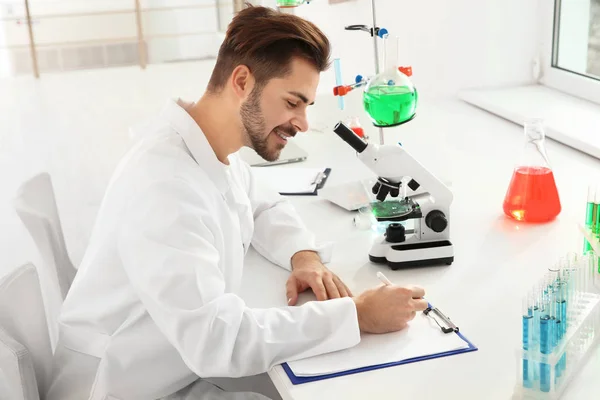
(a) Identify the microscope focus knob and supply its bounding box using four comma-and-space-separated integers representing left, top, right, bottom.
425, 210, 448, 233
385, 223, 406, 243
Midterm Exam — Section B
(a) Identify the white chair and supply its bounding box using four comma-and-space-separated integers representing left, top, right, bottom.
0, 263, 53, 400
13, 172, 77, 348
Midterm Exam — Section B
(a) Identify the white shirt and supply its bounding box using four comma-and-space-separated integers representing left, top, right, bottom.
46, 99, 360, 400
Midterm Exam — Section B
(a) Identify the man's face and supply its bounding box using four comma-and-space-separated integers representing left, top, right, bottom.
240, 57, 319, 162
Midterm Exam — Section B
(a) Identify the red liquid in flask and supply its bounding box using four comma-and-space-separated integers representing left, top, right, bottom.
351, 126, 365, 138
503, 166, 561, 222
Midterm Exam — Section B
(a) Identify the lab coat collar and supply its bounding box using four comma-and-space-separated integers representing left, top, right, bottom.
161, 98, 229, 195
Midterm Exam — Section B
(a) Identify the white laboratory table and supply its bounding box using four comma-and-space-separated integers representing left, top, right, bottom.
238, 99, 600, 400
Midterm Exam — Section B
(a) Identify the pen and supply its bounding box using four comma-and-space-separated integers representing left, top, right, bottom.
377, 271, 459, 333
377, 271, 393, 286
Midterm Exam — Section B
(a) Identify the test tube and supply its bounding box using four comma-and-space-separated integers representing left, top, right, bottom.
561, 259, 575, 314
546, 274, 557, 352
333, 58, 344, 110
556, 275, 566, 380
566, 252, 578, 303
586, 252, 595, 292
559, 268, 571, 330
561, 270, 567, 336
522, 293, 533, 388
549, 284, 561, 387
539, 295, 551, 392
580, 254, 589, 297
532, 286, 541, 384
594, 185, 600, 238
548, 268, 560, 347
584, 187, 594, 251
594, 186, 600, 273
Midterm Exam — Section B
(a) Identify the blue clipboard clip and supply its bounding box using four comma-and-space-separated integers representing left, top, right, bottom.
423, 303, 459, 334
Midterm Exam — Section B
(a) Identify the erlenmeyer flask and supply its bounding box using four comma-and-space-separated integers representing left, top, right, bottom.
503, 119, 561, 222
276, 0, 306, 7
363, 35, 417, 127
346, 116, 368, 141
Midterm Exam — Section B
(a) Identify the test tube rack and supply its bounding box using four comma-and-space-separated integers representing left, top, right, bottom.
513, 252, 600, 399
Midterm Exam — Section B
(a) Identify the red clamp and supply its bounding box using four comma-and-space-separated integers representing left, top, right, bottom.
333, 85, 353, 96
398, 66, 413, 77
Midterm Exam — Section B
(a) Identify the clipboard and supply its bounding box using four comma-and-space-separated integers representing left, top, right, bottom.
280, 303, 478, 385
280, 168, 331, 196
251, 167, 332, 196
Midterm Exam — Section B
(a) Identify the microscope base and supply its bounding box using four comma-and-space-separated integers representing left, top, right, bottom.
369, 240, 454, 270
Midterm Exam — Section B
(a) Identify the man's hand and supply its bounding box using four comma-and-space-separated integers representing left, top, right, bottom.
287, 251, 353, 306
353, 284, 428, 334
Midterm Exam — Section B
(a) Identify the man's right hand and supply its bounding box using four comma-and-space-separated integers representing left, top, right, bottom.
352, 284, 428, 334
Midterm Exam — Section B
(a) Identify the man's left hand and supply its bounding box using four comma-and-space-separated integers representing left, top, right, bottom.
286, 251, 353, 306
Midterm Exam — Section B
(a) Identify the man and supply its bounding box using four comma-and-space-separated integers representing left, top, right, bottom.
47, 5, 427, 400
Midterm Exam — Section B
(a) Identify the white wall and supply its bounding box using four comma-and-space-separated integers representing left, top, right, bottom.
281, 0, 540, 99
2, 0, 540, 95
0, 5, 8, 77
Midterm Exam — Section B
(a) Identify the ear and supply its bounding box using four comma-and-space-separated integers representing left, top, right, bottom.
230, 65, 255, 101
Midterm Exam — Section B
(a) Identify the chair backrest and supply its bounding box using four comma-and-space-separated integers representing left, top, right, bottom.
13, 173, 76, 299
0, 264, 53, 400
13, 173, 77, 347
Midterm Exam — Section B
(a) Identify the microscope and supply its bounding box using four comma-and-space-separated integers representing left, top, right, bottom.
333, 122, 454, 270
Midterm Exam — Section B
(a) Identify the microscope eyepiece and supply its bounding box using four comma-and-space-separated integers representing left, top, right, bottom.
333, 122, 368, 153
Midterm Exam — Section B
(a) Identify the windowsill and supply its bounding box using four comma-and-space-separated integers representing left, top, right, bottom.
458, 85, 600, 160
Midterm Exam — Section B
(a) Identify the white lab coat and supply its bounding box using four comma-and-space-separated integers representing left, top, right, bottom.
46, 99, 360, 400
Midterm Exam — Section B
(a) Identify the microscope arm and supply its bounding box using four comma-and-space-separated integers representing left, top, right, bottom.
333, 121, 452, 205
358, 143, 453, 205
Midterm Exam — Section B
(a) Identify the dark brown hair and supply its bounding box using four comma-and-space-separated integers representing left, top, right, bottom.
207, 4, 331, 92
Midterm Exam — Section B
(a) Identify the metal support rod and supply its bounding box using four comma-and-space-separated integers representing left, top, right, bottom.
378, 127, 384, 145
370, 0, 380, 75
233, 0, 244, 13
24, 0, 39, 78
215, 0, 222, 32
370, 0, 385, 145
134, 0, 147, 69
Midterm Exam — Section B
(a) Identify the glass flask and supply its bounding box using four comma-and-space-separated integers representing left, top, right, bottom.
276, 0, 307, 7
346, 116, 368, 141
363, 35, 417, 127
503, 119, 561, 222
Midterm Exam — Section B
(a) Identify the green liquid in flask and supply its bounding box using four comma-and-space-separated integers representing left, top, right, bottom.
276, 0, 303, 6
363, 86, 417, 127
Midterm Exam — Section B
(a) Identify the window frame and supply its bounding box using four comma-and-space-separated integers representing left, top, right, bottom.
540, 0, 600, 105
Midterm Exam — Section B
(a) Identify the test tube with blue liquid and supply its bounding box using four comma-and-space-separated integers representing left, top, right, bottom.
532, 285, 541, 384
562, 268, 569, 336
557, 267, 568, 378
548, 268, 560, 346
522, 293, 533, 388
549, 282, 560, 386
539, 290, 552, 393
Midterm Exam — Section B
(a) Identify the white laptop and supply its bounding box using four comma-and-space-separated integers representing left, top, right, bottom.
238, 141, 308, 167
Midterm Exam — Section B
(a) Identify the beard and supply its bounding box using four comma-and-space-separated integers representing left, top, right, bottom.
240, 87, 295, 162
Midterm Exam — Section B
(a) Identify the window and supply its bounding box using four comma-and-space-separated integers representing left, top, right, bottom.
540, 0, 600, 105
